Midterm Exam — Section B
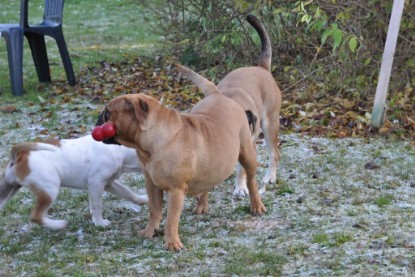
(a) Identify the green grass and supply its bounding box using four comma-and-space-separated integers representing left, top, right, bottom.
224, 247, 287, 276
0, 0, 158, 97
374, 194, 394, 207
0, 2, 415, 275
312, 233, 330, 244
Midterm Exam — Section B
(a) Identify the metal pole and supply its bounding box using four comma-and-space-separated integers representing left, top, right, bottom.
370, 0, 405, 129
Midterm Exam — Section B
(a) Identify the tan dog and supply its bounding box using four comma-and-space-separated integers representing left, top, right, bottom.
181, 15, 282, 196
99, 74, 266, 251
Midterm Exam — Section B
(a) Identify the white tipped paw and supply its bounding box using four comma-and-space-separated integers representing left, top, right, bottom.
261, 174, 276, 186
136, 194, 148, 205
43, 218, 68, 230
93, 218, 111, 227
258, 185, 267, 195
233, 185, 249, 197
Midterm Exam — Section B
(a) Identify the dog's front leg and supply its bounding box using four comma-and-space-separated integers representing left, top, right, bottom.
139, 176, 163, 239
106, 180, 148, 206
164, 188, 185, 251
260, 116, 280, 190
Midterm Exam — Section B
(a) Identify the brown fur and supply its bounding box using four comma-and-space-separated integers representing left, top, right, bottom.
178, 15, 281, 195
103, 90, 266, 251
30, 184, 53, 226
14, 149, 31, 180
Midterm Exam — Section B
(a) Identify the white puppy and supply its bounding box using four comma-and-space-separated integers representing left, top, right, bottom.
0, 135, 147, 230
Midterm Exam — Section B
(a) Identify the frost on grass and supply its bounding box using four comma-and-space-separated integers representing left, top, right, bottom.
0, 101, 414, 276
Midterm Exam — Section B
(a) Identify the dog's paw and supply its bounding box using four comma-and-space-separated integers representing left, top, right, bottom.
93, 218, 111, 227
136, 194, 148, 205
138, 227, 157, 239
43, 218, 68, 230
164, 238, 183, 251
258, 185, 267, 195
261, 171, 276, 185
233, 185, 249, 197
192, 204, 208, 215
250, 202, 267, 216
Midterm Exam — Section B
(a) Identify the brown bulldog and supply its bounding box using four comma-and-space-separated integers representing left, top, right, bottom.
179, 14, 282, 196
98, 72, 266, 251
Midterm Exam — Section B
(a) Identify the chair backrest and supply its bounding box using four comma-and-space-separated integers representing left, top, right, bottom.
22, 0, 65, 27
43, 0, 64, 24
20, 0, 29, 28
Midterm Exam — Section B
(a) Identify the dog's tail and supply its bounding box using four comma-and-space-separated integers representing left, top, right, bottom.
11, 142, 57, 158
247, 14, 272, 72
175, 63, 220, 97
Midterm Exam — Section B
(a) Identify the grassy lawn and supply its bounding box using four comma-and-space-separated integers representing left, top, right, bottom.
1, 1, 415, 276
0, 0, 158, 97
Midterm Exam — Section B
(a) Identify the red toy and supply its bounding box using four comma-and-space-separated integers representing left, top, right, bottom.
92, 122, 117, 141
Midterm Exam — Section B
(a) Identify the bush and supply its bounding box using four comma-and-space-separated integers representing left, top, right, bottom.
137, 0, 415, 98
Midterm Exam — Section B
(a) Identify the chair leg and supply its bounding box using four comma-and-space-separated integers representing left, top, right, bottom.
25, 33, 52, 83
55, 32, 76, 86
5, 29, 24, 96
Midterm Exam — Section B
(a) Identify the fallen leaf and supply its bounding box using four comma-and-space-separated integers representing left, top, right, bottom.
0, 106, 18, 113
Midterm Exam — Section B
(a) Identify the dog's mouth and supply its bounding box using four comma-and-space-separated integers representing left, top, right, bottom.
95, 108, 120, 145
96, 107, 111, 125
102, 136, 119, 145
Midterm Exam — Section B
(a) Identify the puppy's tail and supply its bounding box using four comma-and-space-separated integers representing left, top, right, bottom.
247, 14, 272, 72
175, 63, 220, 97
11, 142, 57, 158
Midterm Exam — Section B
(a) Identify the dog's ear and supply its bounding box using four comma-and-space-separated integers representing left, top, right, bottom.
132, 98, 150, 129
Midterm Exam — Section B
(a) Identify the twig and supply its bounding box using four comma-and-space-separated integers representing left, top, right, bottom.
282, 68, 320, 93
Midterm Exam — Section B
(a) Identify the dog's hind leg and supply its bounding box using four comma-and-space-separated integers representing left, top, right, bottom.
29, 184, 67, 230
260, 113, 280, 193
106, 180, 148, 206
88, 181, 111, 227
238, 135, 266, 215
233, 140, 259, 197
192, 191, 209, 214
233, 164, 249, 197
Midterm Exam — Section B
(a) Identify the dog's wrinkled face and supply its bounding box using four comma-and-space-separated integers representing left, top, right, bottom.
96, 94, 152, 146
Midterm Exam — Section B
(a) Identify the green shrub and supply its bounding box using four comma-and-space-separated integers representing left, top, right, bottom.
137, 0, 415, 98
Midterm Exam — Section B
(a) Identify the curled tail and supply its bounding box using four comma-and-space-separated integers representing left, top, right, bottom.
247, 14, 272, 71
10, 142, 57, 158
175, 63, 220, 97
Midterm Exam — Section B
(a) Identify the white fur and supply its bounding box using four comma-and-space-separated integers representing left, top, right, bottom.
0, 135, 147, 229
